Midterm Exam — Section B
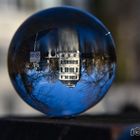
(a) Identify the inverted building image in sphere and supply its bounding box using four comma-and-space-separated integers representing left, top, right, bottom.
8, 7, 116, 117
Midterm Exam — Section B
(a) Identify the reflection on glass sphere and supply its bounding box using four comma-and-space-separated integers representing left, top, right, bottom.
8, 7, 116, 117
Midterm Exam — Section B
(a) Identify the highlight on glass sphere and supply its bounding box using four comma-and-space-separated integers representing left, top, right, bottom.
8, 7, 116, 117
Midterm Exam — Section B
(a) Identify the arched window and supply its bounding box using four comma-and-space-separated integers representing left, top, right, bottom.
61, 67, 63, 72
51, 50, 55, 56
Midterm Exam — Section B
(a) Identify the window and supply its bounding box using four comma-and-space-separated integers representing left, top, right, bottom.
65, 76, 68, 79
65, 67, 69, 72
70, 68, 74, 72
69, 76, 77, 80
51, 50, 55, 56
66, 60, 68, 64
68, 53, 71, 57
74, 54, 76, 57
64, 67, 75, 73
61, 60, 64, 64
61, 54, 64, 57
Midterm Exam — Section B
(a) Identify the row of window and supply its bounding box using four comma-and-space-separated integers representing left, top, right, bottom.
45, 51, 79, 58
61, 53, 78, 58
45, 50, 56, 57
60, 67, 79, 73
60, 60, 79, 64
61, 75, 78, 80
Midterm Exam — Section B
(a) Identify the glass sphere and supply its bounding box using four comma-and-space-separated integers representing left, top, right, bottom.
8, 7, 116, 117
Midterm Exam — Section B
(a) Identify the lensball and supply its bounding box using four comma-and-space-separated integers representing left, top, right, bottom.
8, 7, 116, 117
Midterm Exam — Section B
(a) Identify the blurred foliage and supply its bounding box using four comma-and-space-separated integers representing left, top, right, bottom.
89, 0, 140, 83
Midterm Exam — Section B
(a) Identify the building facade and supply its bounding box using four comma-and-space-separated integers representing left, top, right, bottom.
59, 51, 80, 87
58, 27, 80, 87
29, 28, 81, 87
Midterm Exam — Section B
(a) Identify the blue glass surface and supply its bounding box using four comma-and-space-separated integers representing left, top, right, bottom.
8, 7, 116, 117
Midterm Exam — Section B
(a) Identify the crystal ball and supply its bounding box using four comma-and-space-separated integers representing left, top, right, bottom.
8, 7, 116, 117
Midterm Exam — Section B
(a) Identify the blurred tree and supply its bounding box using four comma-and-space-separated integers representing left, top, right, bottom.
63, 0, 90, 10
9, 0, 36, 10
88, 0, 140, 83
